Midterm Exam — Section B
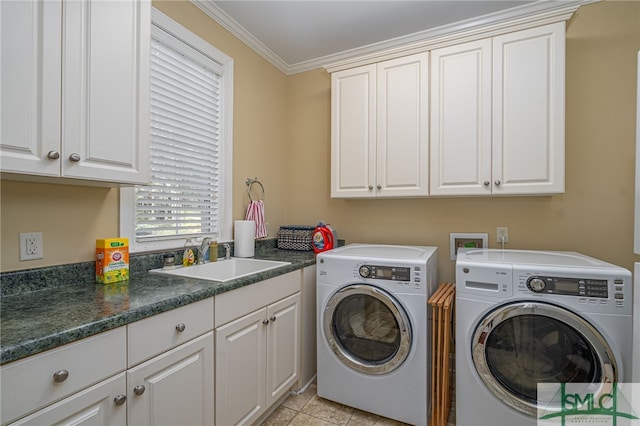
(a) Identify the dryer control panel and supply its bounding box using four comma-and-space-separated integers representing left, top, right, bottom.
358, 265, 411, 281
526, 276, 608, 298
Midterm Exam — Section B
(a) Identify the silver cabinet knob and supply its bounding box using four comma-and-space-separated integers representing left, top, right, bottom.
175, 323, 186, 332
133, 385, 146, 396
68, 153, 81, 162
262, 319, 269, 325
114, 395, 127, 406
376, 184, 382, 190
483, 181, 490, 186
53, 370, 69, 383
270, 315, 277, 322
368, 185, 373, 190
47, 151, 60, 160
494, 180, 501, 186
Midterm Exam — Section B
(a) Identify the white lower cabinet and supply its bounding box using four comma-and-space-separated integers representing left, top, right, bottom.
8, 373, 127, 426
127, 332, 214, 426
1, 271, 306, 426
266, 294, 301, 405
0, 327, 127, 425
215, 308, 267, 425
215, 272, 301, 426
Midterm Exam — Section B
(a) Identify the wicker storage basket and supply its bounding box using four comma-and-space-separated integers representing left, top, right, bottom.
277, 225, 315, 251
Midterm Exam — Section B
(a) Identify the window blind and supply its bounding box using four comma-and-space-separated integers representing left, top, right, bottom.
135, 37, 222, 240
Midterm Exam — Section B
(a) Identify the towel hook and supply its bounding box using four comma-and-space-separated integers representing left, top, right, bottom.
246, 177, 265, 202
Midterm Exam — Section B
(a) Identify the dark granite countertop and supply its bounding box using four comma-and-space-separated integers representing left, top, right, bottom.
0, 247, 316, 365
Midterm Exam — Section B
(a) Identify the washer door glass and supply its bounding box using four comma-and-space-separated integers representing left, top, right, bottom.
472, 302, 617, 416
324, 284, 412, 374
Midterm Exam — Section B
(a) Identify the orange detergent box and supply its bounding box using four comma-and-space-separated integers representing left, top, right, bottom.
96, 238, 129, 283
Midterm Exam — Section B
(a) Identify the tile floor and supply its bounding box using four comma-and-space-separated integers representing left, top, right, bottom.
260, 383, 455, 426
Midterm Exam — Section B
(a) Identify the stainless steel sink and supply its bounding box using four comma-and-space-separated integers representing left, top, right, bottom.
149, 258, 291, 282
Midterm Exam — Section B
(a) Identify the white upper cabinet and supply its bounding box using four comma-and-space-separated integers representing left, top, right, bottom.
1, 0, 62, 177
430, 22, 565, 196
493, 23, 565, 195
0, 0, 150, 185
331, 53, 429, 198
430, 39, 492, 196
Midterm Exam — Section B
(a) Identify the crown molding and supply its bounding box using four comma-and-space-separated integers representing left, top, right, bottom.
192, 0, 598, 76
191, 0, 290, 74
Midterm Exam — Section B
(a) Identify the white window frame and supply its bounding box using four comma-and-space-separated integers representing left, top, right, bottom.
120, 8, 233, 253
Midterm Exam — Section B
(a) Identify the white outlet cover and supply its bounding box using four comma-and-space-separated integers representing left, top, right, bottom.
19, 232, 43, 261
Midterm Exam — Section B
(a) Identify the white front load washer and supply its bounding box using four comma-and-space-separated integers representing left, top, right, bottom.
456, 249, 633, 426
316, 244, 438, 425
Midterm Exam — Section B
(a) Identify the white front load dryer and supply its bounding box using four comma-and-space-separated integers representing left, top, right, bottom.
455, 249, 633, 426
316, 244, 438, 426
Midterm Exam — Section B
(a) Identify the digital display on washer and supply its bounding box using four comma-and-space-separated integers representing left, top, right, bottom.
528, 276, 608, 298
369, 266, 411, 281
554, 280, 580, 294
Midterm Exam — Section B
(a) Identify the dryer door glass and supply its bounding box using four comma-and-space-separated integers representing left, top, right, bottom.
324, 284, 412, 374
471, 301, 617, 416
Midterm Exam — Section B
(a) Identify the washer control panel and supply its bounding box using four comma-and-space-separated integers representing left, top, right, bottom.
526, 276, 608, 298
359, 265, 411, 281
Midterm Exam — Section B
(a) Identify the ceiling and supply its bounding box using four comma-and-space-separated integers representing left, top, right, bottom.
193, 1, 589, 74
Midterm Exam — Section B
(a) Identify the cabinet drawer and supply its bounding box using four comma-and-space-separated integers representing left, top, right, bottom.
0, 327, 126, 425
128, 298, 214, 367
8, 373, 126, 426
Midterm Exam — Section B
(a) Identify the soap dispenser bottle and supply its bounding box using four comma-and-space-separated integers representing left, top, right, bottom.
183, 238, 195, 266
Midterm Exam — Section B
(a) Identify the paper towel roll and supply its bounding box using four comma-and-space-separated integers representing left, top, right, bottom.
234, 220, 256, 258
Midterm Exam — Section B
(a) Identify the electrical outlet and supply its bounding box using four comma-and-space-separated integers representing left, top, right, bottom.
19, 232, 43, 261
496, 227, 509, 244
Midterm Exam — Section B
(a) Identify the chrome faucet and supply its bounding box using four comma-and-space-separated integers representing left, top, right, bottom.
198, 237, 212, 264
223, 243, 231, 260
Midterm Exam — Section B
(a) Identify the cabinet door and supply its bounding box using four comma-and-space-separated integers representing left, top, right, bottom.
127, 332, 214, 426
331, 64, 376, 198
430, 40, 492, 196
216, 309, 267, 426
62, 0, 150, 184
9, 373, 126, 426
266, 293, 301, 406
376, 53, 429, 197
492, 22, 565, 195
0, 0, 61, 177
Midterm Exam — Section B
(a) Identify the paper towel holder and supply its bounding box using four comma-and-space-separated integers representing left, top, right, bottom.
245, 177, 265, 202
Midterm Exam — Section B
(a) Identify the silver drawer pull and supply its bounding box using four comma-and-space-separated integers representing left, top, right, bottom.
270, 315, 277, 322
53, 370, 69, 383
134, 385, 146, 396
494, 180, 501, 186
483, 181, 490, 186
262, 319, 269, 325
47, 151, 60, 160
114, 395, 127, 406
175, 323, 186, 332
68, 153, 81, 162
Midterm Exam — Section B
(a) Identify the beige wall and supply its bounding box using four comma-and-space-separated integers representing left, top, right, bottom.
1, 0, 639, 284
287, 0, 640, 283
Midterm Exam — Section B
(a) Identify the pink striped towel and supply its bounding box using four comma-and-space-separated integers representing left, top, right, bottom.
245, 200, 268, 238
